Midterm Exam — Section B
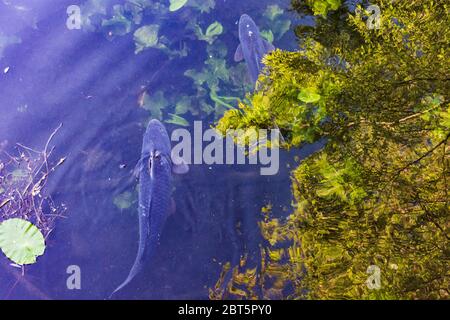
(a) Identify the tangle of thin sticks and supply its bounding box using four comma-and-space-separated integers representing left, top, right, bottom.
0, 123, 67, 239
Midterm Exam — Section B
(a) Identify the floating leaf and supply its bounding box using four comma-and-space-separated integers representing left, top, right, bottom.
165, 113, 190, 127
298, 87, 321, 103
0, 218, 46, 265
169, 0, 188, 12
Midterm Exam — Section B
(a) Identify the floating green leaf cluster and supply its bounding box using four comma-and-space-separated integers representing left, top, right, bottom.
216, 0, 449, 299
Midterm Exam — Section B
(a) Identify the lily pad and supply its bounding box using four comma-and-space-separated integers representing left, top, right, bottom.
0, 218, 46, 265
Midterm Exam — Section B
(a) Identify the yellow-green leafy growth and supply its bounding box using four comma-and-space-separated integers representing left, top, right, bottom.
216, 0, 449, 299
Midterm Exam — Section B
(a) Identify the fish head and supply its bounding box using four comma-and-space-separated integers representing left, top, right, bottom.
238, 14, 260, 44
142, 119, 172, 178
147, 148, 171, 180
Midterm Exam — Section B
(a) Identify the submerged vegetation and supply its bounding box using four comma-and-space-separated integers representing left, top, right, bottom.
2, 0, 447, 300
0, 125, 66, 266
77, 0, 293, 124
216, 0, 449, 299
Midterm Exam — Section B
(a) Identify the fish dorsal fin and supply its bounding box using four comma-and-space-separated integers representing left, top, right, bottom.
263, 39, 275, 54
171, 157, 189, 175
234, 44, 244, 62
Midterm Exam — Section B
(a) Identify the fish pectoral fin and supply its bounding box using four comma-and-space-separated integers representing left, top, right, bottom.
133, 154, 150, 179
262, 39, 275, 54
132, 160, 142, 179
172, 157, 189, 175
132, 160, 141, 179
234, 44, 244, 62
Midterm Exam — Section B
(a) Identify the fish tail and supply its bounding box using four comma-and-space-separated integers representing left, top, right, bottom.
109, 248, 146, 299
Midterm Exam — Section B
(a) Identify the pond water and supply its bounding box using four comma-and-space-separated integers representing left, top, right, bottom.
0, 0, 322, 299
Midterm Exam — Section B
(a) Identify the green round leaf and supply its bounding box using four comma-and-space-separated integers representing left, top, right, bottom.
0, 218, 46, 265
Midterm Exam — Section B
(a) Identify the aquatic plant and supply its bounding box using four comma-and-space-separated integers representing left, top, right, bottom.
261, 5, 291, 42
75, 1, 293, 124
216, 0, 449, 299
169, 0, 188, 12
190, 21, 224, 44
0, 125, 67, 266
0, 218, 45, 265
